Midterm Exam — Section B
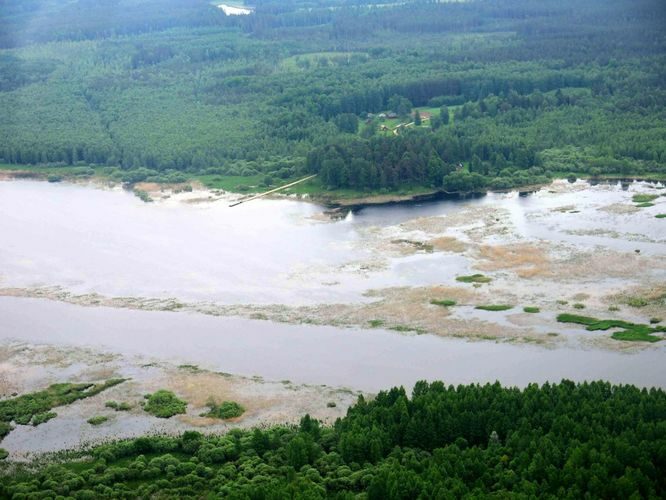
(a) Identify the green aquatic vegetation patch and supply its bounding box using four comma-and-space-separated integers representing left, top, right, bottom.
87, 416, 108, 426
627, 297, 649, 307
430, 299, 457, 307
105, 401, 132, 411
635, 202, 654, 208
0, 379, 125, 429
557, 314, 665, 342
523, 306, 540, 313
475, 304, 513, 311
632, 194, 658, 203
572, 303, 586, 309
456, 274, 491, 283
656, 214, 666, 218
143, 390, 187, 418
202, 401, 245, 420
368, 319, 385, 328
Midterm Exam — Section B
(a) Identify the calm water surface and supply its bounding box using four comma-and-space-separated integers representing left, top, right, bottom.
0, 179, 663, 305
1, 297, 664, 391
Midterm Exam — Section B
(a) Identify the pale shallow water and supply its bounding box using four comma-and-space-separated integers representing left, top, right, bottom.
0, 179, 663, 305
1, 297, 664, 391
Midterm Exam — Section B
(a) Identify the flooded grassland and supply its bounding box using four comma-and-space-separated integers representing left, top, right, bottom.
0, 178, 664, 457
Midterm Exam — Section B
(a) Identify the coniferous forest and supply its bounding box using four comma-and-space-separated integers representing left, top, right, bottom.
2, 381, 665, 498
1, 0, 665, 193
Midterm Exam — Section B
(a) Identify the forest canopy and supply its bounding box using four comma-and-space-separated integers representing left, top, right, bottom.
0, 0, 664, 192
2, 380, 665, 498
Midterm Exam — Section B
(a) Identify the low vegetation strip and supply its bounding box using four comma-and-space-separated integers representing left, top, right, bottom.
1, 381, 664, 498
557, 314, 666, 342
456, 274, 491, 283
0, 379, 126, 429
475, 304, 513, 311
632, 194, 659, 203
430, 299, 457, 307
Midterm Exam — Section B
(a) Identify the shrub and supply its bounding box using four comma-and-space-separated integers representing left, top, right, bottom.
144, 391, 187, 418
573, 303, 586, 309
201, 400, 245, 420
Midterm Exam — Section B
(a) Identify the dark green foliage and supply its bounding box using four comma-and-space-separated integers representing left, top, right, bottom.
0, 379, 125, 434
0, 0, 663, 194
2, 380, 665, 498
456, 274, 491, 283
0, 449, 7, 460
557, 314, 666, 342
573, 302, 586, 309
430, 299, 456, 307
143, 390, 187, 418
523, 306, 540, 313
475, 304, 513, 311
656, 214, 666, 218
87, 416, 108, 426
201, 401, 245, 420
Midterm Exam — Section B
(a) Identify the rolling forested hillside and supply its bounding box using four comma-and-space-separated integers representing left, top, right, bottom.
1, 0, 665, 193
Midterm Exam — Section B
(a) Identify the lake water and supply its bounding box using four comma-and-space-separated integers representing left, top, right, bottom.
0, 179, 662, 305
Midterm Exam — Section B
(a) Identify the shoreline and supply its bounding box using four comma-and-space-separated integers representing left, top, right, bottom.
2, 166, 664, 210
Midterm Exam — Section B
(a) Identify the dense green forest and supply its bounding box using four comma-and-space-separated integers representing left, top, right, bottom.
1, 0, 665, 193
2, 380, 665, 498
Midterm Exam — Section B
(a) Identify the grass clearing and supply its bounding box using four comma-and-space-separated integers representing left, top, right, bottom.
143, 390, 187, 418
456, 274, 492, 283
475, 304, 513, 311
557, 314, 665, 342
